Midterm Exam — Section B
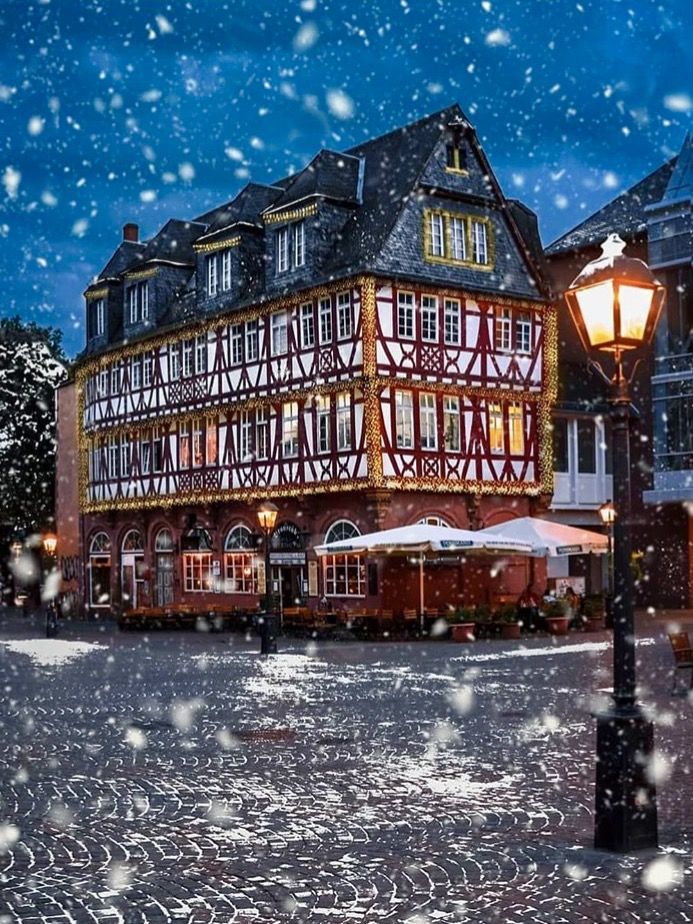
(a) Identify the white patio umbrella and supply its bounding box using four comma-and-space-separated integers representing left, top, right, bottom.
314, 523, 533, 626
477, 517, 608, 557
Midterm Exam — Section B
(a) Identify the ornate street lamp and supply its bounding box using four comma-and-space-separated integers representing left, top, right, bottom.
566, 233, 665, 852
598, 501, 616, 630
42, 533, 58, 557
256, 500, 279, 655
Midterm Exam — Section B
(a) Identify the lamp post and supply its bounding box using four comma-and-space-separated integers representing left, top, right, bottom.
565, 233, 665, 852
256, 500, 279, 655
598, 501, 616, 629
42, 532, 59, 637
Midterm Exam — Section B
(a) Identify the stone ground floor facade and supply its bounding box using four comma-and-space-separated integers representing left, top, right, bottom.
67, 490, 547, 618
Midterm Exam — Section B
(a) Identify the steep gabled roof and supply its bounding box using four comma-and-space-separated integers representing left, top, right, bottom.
264, 149, 363, 213
545, 159, 676, 256
324, 105, 462, 271
656, 132, 693, 204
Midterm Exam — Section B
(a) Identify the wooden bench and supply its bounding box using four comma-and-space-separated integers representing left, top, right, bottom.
667, 631, 693, 695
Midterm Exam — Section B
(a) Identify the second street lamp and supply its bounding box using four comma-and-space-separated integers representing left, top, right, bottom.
256, 500, 279, 655
598, 501, 616, 630
566, 233, 665, 852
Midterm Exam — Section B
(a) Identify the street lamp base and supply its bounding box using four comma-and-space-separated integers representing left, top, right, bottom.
258, 613, 279, 656
594, 708, 658, 852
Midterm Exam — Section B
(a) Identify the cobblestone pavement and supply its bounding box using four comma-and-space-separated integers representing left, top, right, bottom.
1, 613, 692, 923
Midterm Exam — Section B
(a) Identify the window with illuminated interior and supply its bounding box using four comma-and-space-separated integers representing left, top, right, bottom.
224, 525, 258, 594
323, 520, 365, 597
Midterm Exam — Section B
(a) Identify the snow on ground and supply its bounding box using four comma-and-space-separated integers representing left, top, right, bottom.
451, 637, 655, 663
0, 638, 107, 667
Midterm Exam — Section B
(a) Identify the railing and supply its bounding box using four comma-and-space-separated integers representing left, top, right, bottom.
652, 352, 693, 380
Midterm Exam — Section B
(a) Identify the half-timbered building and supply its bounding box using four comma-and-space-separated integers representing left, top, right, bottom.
60, 104, 556, 616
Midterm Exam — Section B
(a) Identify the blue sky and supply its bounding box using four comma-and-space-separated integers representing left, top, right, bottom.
1, 0, 691, 356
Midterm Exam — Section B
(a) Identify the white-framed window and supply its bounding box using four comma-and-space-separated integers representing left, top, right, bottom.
98, 369, 108, 397
429, 212, 445, 257
245, 320, 259, 362
337, 291, 352, 340
450, 217, 467, 261
152, 426, 164, 473
140, 435, 151, 475
256, 407, 269, 460
395, 390, 414, 449
420, 393, 437, 450
509, 403, 524, 454
119, 436, 131, 479
444, 396, 461, 452
271, 311, 288, 356
444, 299, 461, 346
239, 411, 252, 461
183, 553, 213, 592
223, 525, 257, 594
336, 392, 351, 450
195, 335, 207, 374
169, 344, 180, 381
316, 395, 331, 453
397, 292, 414, 339
472, 220, 488, 264
191, 419, 204, 468
127, 281, 148, 322
128, 285, 137, 324
206, 417, 218, 466
276, 227, 289, 274
319, 297, 332, 344
516, 312, 532, 353
231, 324, 243, 365
488, 402, 504, 453
110, 363, 121, 394
495, 307, 512, 352
207, 254, 218, 296
421, 295, 438, 342
131, 357, 142, 390
323, 520, 364, 597
143, 353, 153, 387
282, 401, 299, 457
107, 435, 119, 479
300, 303, 315, 348
182, 339, 194, 378
221, 249, 232, 291
95, 298, 105, 336
179, 421, 191, 469
293, 221, 305, 267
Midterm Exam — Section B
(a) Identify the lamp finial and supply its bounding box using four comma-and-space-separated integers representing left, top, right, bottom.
600, 233, 626, 259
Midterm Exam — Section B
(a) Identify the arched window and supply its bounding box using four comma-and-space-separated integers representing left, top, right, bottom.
223, 524, 257, 594
323, 520, 364, 598
418, 515, 452, 528
155, 528, 174, 552
121, 529, 144, 552
88, 532, 111, 607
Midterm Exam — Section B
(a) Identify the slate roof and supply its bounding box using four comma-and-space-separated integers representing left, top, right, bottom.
95, 240, 146, 282
265, 150, 362, 213
654, 132, 693, 204
195, 183, 284, 237
545, 159, 676, 255
137, 218, 206, 265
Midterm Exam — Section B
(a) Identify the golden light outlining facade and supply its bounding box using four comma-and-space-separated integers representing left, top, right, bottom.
193, 235, 242, 254
264, 202, 319, 225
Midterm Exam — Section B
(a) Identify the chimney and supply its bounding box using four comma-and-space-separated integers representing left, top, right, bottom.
123, 222, 139, 243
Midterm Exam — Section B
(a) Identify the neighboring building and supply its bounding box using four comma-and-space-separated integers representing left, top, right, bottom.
545, 141, 691, 606
59, 105, 556, 617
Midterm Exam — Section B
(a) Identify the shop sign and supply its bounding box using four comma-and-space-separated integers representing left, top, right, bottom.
270, 551, 307, 565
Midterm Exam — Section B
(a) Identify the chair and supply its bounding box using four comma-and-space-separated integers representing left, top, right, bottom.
667, 631, 693, 695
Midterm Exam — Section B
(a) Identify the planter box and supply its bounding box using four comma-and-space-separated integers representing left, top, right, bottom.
584, 615, 604, 632
501, 623, 521, 640
450, 622, 475, 642
547, 616, 571, 636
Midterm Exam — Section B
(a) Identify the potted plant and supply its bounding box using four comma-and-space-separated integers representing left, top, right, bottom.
497, 603, 521, 640
544, 599, 571, 635
448, 606, 476, 642
582, 594, 605, 631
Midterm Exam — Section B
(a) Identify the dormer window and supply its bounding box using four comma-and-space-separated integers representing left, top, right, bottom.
275, 220, 306, 274
423, 209, 493, 269
205, 249, 232, 296
127, 281, 149, 324
93, 298, 105, 336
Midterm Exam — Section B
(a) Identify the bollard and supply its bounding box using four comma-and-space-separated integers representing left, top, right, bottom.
45, 604, 59, 638
258, 612, 278, 655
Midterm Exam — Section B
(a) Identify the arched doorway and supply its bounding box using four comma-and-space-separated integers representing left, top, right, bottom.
88, 532, 111, 609
121, 529, 144, 609
154, 528, 175, 606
